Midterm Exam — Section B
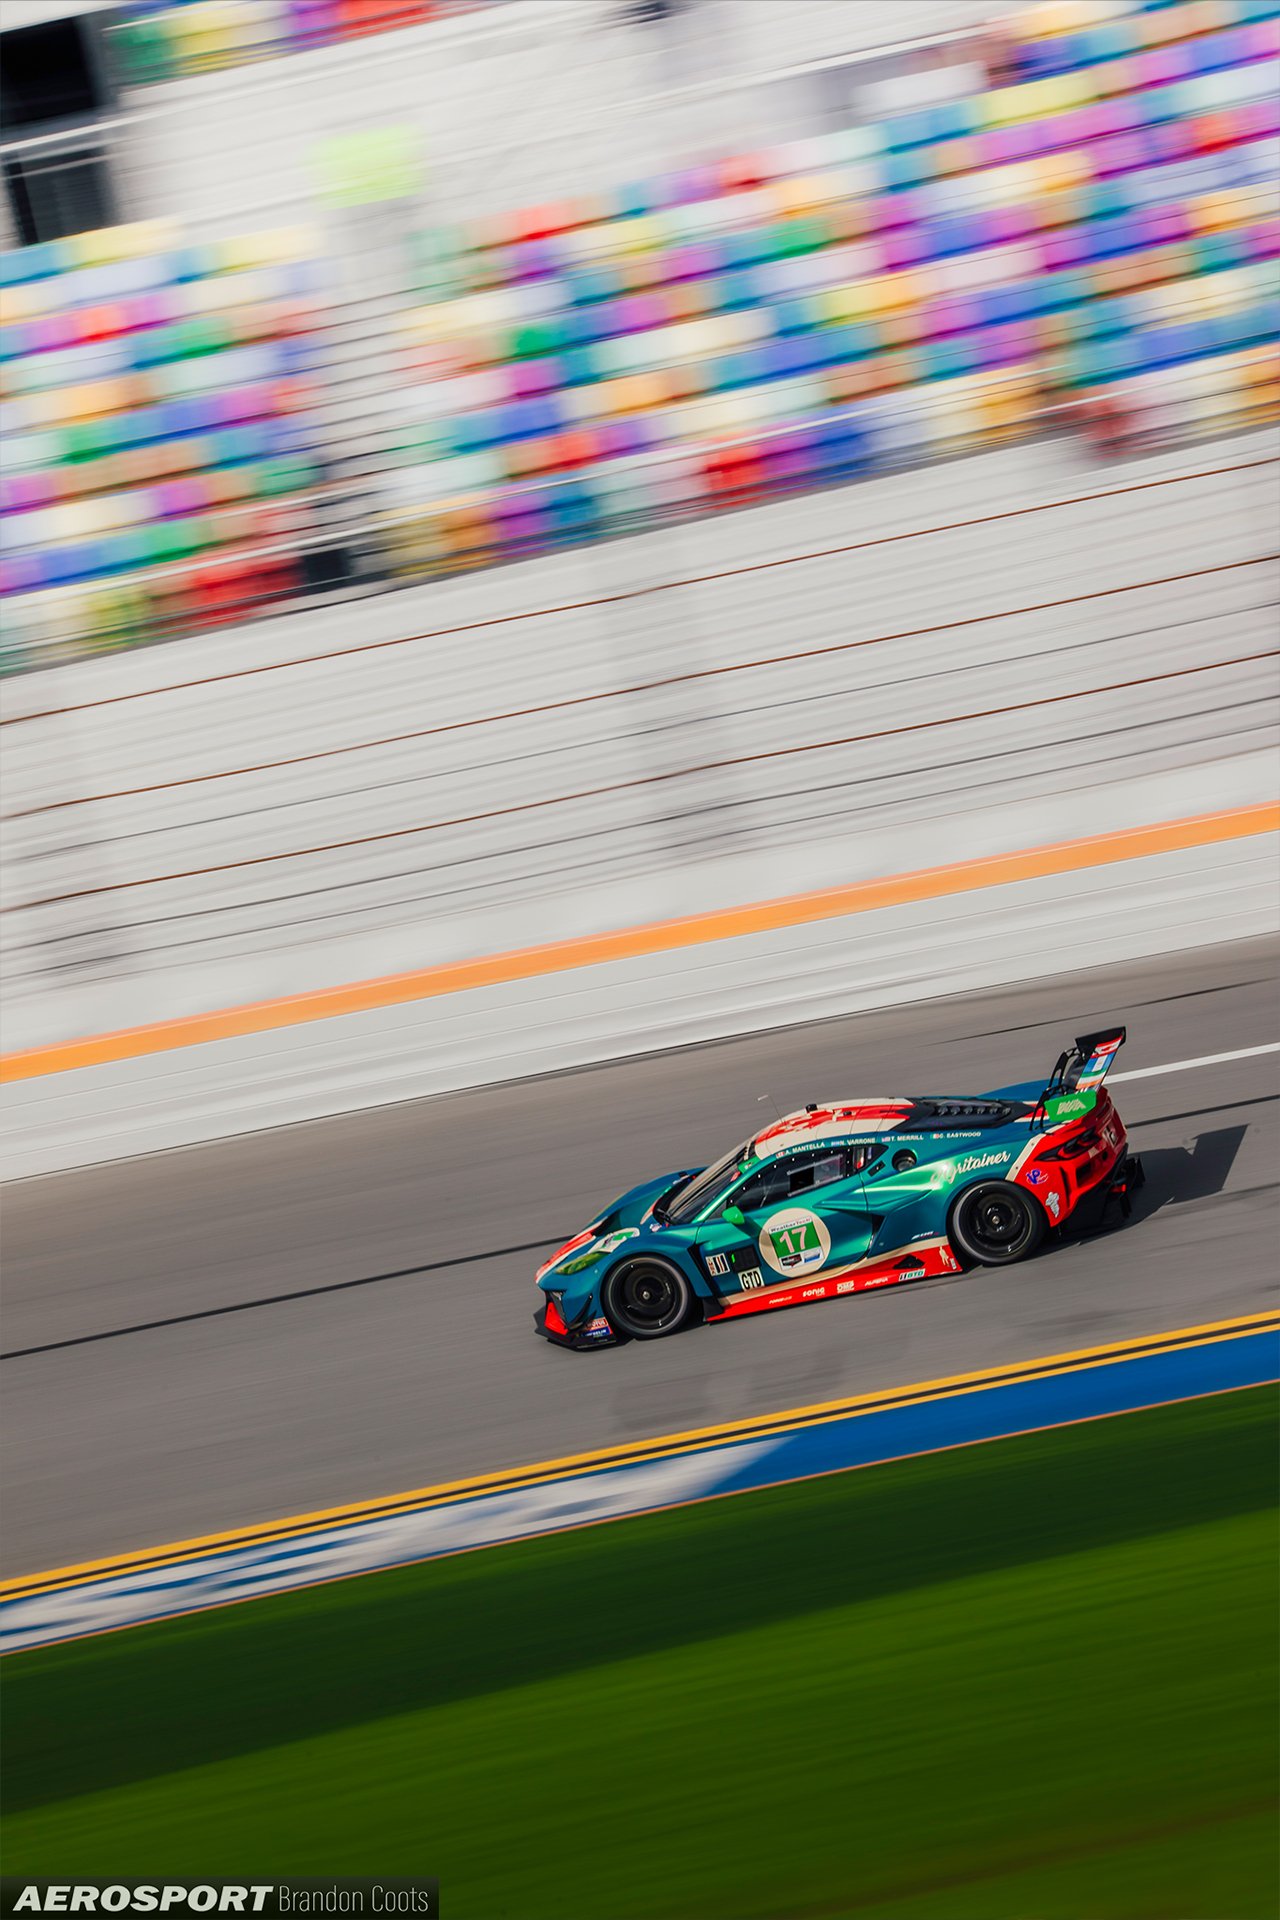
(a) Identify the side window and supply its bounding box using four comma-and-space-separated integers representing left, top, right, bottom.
787, 1150, 847, 1196
731, 1147, 850, 1211
733, 1163, 791, 1212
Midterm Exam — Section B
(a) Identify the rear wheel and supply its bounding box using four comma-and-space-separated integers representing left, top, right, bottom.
949, 1180, 1045, 1267
602, 1256, 693, 1339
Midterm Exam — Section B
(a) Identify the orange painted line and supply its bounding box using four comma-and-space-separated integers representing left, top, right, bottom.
2, 801, 1276, 1083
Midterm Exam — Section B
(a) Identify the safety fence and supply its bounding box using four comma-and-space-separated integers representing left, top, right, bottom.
2, 442, 1274, 1046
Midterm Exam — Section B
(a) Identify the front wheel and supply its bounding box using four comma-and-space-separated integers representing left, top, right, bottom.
949, 1180, 1045, 1267
602, 1256, 693, 1340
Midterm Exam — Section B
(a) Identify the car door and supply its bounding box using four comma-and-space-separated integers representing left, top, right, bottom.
694, 1145, 877, 1299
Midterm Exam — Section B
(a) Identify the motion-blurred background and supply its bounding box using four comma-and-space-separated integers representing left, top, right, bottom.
3, 0, 1277, 662
2, 10, 1279, 1916
1, 0, 1277, 1179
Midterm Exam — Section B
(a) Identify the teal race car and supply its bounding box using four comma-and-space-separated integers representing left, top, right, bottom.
535, 1029, 1143, 1347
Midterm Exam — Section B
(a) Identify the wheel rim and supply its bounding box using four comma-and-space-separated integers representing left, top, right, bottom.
959, 1185, 1036, 1260
610, 1260, 686, 1333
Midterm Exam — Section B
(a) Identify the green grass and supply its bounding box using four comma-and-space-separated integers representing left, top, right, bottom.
3, 1390, 1277, 1920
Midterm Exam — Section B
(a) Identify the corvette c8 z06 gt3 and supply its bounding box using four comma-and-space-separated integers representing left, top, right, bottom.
534, 1028, 1143, 1348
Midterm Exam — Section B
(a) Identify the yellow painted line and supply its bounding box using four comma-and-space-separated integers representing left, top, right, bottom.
3, 801, 1276, 1084
4, 1308, 1276, 1604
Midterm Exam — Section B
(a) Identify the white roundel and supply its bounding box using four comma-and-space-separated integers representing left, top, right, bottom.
758, 1207, 831, 1276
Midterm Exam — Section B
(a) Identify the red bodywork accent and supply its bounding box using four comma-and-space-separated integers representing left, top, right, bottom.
543, 1297, 569, 1338
536, 1230, 595, 1283
753, 1103, 911, 1149
704, 1240, 960, 1322
1015, 1089, 1128, 1224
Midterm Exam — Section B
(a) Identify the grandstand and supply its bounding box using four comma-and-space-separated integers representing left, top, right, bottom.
2, 0, 1276, 669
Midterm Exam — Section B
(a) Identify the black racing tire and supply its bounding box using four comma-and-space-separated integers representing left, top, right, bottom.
601, 1256, 693, 1340
948, 1180, 1046, 1268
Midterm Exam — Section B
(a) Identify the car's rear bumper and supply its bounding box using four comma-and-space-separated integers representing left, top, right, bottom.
1105, 1153, 1145, 1215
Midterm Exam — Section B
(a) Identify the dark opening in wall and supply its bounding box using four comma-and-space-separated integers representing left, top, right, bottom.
0, 15, 109, 130
4, 143, 116, 245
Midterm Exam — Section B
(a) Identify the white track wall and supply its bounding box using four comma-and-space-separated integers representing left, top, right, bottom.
3, 428, 1278, 1049
2, 830, 1278, 1180
1, 427, 1279, 1177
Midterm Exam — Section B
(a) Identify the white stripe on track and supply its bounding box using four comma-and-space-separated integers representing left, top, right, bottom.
1110, 1041, 1280, 1084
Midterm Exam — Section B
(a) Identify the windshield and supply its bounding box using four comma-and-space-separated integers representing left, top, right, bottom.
663, 1140, 754, 1225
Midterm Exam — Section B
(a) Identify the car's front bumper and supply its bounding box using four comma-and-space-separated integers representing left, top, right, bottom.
534, 1299, 620, 1349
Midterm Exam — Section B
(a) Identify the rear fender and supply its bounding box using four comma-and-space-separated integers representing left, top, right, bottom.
866, 1193, 946, 1260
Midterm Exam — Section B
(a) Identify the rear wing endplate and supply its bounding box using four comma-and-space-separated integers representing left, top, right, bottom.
1033, 1027, 1127, 1127
1068, 1028, 1127, 1092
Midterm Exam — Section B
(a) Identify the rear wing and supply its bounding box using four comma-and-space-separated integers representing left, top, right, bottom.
1033, 1028, 1126, 1126
1065, 1028, 1127, 1092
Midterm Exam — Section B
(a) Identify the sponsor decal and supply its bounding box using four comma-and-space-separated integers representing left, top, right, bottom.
1046, 1191, 1061, 1219
939, 1248, 959, 1271
758, 1207, 832, 1276
836, 1280, 858, 1295
560, 1227, 639, 1275
704, 1252, 731, 1278
898, 1267, 927, 1282
535, 1230, 595, 1282
738, 1267, 765, 1290
1026, 1167, 1047, 1186
584, 1317, 612, 1336
1046, 1094, 1090, 1119
952, 1150, 1009, 1178
1104, 1122, 1120, 1149
863, 1275, 895, 1288
802, 1285, 826, 1299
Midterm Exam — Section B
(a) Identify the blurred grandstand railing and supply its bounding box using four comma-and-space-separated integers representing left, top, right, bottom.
2, 447, 1275, 1042
2, 358, 1276, 676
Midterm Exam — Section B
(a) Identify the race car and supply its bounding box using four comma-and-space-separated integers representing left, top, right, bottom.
535, 1028, 1143, 1348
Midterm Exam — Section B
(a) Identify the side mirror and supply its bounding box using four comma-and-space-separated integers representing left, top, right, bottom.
723, 1205, 747, 1228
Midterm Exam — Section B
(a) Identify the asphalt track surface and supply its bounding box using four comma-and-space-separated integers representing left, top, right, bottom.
3, 935, 1278, 1577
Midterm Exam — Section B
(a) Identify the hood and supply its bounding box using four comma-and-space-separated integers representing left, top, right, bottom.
536, 1168, 698, 1286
